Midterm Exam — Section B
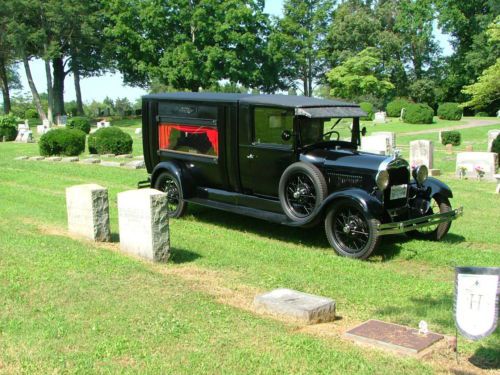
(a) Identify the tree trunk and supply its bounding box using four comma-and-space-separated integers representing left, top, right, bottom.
22, 56, 47, 121
0, 58, 11, 114
44, 59, 54, 124
73, 67, 84, 115
52, 57, 65, 117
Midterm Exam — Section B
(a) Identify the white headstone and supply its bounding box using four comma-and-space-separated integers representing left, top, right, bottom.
373, 111, 388, 124
37, 124, 51, 135
17, 123, 29, 131
96, 121, 111, 129
43, 119, 50, 127
117, 189, 170, 262
372, 132, 396, 150
66, 184, 111, 241
57, 115, 67, 126
487, 130, 500, 152
360, 135, 390, 155
135, 128, 142, 135
497, 110, 500, 118
456, 152, 498, 181
15, 130, 33, 143
410, 140, 434, 169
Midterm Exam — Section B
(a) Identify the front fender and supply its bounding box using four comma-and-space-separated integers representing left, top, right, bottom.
151, 161, 195, 198
319, 188, 385, 220
421, 177, 453, 199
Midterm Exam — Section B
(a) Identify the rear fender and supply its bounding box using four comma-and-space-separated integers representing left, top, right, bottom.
151, 161, 195, 198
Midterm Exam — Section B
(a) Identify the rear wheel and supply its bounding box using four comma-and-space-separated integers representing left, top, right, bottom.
153, 171, 187, 218
279, 162, 328, 223
407, 195, 451, 241
324, 200, 380, 259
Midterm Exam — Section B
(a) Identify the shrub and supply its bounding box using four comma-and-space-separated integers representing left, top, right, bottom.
39, 128, 86, 156
403, 103, 434, 124
492, 134, 500, 157
24, 108, 39, 119
0, 115, 18, 141
88, 127, 133, 155
475, 111, 489, 117
67, 116, 91, 134
441, 131, 461, 146
386, 98, 411, 117
359, 102, 374, 121
437, 102, 463, 120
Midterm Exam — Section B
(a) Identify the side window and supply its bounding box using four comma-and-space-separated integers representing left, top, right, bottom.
253, 107, 293, 146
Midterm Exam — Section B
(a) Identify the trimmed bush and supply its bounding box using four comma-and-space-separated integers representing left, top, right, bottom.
437, 102, 463, 120
441, 131, 461, 146
24, 108, 39, 119
403, 103, 434, 124
492, 134, 500, 157
88, 127, 133, 155
0, 115, 18, 141
39, 128, 86, 156
386, 98, 411, 117
67, 116, 91, 134
475, 111, 489, 117
359, 102, 374, 121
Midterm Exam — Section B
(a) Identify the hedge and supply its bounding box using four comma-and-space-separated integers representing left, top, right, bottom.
403, 103, 434, 124
475, 111, 489, 117
24, 108, 39, 119
437, 102, 463, 120
359, 102, 374, 121
386, 98, 411, 118
88, 127, 133, 155
0, 115, 18, 141
441, 131, 461, 146
39, 128, 86, 156
67, 116, 91, 134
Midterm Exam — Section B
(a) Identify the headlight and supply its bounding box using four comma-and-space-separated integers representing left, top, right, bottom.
375, 170, 390, 190
412, 165, 428, 184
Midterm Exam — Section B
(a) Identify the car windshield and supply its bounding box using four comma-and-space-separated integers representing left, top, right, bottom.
299, 118, 356, 147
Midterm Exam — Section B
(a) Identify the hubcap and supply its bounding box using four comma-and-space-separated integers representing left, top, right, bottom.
285, 173, 317, 218
332, 207, 369, 254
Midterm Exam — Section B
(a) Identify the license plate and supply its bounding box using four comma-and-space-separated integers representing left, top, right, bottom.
390, 184, 407, 200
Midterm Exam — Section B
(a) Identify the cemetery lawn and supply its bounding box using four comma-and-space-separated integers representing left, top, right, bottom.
1, 122, 499, 374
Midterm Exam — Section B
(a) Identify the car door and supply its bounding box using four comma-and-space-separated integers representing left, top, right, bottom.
239, 106, 296, 198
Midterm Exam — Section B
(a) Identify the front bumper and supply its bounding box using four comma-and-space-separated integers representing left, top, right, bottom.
377, 207, 463, 235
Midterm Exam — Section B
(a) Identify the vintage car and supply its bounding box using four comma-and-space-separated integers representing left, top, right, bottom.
140, 92, 462, 259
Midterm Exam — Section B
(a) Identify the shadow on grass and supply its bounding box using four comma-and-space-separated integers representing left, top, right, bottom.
170, 247, 202, 264
441, 233, 466, 244
469, 345, 500, 370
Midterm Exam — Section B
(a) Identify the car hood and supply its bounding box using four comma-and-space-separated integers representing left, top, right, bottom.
300, 148, 393, 176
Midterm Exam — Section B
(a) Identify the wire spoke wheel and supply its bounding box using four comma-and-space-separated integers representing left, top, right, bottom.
284, 173, 317, 218
407, 194, 452, 241
153, 171, 187, 218
415, 198, 440, 234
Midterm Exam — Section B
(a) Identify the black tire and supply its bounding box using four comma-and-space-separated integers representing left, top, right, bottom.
324, 200, 381, 259
407, 195, 452, 241
153, 171, 188, 218
279, 162, 328, 222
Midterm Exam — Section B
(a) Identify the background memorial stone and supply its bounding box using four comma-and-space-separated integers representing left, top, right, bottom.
372, 131, 396, 150
360, 135, 390, 155
456, 152, 498, 181
487, 130, 500, 152
117, 189, 170, 262
465, 145, 474, 152
373, 112, 388, 124
135, 128, 142, 135
445, 144, 453, 154
410, 140, 433, 169
124, 160, 145, 169
66, 184, 111, 241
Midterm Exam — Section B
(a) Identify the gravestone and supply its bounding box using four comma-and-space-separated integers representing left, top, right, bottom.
96, 120, 111, 129
360, 135, 390, 155
445, 144, 453, 154
57, 115, 67, 126
62, 156, 79, 162
345, 320, 443, 355
37, 124, 50, 135
81, 158, 101, 164
487, 130, 500, 152
66, 184, 111, 242
28, 156, 44, 161
372, 132, 396, 150
465, 145, 473, 152
17, 123, 29, 131
117, 189, 170, 262
494, 174, 500, 193
43, 119, 50, 127
456, 152, 498, 181
116, 154, 133, 159
15, 130, 33, 143
410, 140, 433, 169
253, 288, 335, 324
101, 161, 123, 167
135, 128, 142, 135
14, 156, 29, 160
124, 160, 145, 169
373, 111, 388, 124
45, 156, 62, 162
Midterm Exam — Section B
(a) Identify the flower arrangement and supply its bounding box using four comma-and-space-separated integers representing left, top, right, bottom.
475, 165, 485, 180
458, 166, 467, 179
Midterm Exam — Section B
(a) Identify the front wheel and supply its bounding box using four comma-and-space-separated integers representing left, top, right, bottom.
407, 195, 452, 241
324, 200, 380, 259
153, 171, 188, 218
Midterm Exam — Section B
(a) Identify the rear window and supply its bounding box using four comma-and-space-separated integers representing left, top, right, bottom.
159, 123, 218, 157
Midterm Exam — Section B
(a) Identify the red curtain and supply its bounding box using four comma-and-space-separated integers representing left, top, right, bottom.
158, 123, 219, 155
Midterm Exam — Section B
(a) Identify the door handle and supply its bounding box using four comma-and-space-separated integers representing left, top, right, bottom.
247, 153, 255, 159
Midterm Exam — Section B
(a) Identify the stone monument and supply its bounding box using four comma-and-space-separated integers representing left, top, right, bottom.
373, 111, 388, 124
66, 184, 111, 241
360, 135, 391, 155
456, 152, 498, 181
409, 140, 433, 169
487, 130, 499, 152
117, 189, 170, 262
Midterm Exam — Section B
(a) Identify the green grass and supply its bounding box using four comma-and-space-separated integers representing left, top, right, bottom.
360, 116, 470, 134
0, 122, 499, 373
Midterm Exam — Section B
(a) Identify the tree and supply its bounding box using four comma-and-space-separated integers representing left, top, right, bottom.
114, 97, 132, 116
270, 0, 333, 96
327, 47, 394, 100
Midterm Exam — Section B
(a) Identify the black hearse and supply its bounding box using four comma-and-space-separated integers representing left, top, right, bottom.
140, 92, 462, 259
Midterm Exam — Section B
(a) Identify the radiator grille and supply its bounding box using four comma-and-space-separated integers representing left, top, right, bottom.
327, 171, 364, 188
384, 166, 410, 209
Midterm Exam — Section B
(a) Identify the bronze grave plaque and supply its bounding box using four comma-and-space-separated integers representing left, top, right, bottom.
345, 319, 444, 355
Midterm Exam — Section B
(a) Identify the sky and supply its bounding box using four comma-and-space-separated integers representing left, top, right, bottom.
13, 0, 453, 105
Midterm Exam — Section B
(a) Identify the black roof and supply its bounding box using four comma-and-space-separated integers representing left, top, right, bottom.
142, 92, 359, 108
